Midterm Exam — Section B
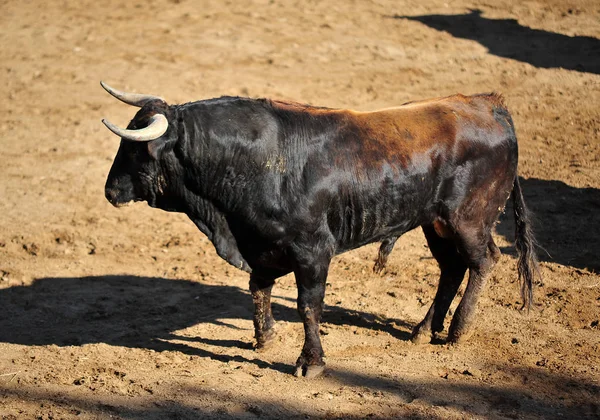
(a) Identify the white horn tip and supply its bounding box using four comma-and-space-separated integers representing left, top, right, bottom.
100, 81, 112, 93
100, 80, 165, 107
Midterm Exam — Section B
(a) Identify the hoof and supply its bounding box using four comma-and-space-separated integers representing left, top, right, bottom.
294, 364, 325, 379
446, 329, 471, 345
254, 327, 277, 352
255, 340, 274, 353
410, 326, 432, 344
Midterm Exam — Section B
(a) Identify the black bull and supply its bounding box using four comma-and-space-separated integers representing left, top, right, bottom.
101, 82, 539, 378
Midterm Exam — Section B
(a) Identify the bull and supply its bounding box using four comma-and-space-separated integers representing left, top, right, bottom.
101, 82, 539, 378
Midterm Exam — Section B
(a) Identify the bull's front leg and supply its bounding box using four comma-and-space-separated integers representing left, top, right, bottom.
293, 259, 330, 379
249, 273, 277, 350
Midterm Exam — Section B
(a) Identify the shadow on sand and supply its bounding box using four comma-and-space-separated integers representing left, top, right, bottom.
0, 274, 413, 375
390, 9, 600, 74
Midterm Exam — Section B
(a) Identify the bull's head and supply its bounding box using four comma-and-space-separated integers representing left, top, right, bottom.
101, 82, 174, 208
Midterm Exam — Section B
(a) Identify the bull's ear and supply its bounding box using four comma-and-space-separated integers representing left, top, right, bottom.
147, 139, 167, 160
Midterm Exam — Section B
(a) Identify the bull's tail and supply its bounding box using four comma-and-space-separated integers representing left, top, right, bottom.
512, 176, 540, 310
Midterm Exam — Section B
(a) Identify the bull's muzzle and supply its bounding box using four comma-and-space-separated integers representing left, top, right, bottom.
105, 187, 132, 208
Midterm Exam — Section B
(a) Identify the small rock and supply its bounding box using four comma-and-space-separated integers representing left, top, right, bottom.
73, 377, 86, 385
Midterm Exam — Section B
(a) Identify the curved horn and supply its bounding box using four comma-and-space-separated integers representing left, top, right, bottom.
102, 113, 169, 141
100, 81, 165, 107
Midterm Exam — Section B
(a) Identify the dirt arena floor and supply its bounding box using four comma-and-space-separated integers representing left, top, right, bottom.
1, 0, 599, 418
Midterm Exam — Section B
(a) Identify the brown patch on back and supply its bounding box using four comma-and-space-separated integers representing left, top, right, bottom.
346, 99, 462, 169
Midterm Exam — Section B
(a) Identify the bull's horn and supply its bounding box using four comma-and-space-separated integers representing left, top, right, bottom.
102, 113, 168, 141
100, 81, 165, 107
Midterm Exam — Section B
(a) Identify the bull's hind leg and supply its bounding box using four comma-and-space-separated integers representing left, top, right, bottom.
447, 228, 501, 343
411, 224, 467, 344
250, 272, 277, 350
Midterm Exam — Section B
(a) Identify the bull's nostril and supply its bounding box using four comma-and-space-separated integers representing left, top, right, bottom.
105, 188, 117, 202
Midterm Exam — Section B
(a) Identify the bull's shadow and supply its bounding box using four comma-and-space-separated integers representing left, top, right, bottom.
0, 275, 412, 371
497, 177, 600, 273
390, 9, 600, 75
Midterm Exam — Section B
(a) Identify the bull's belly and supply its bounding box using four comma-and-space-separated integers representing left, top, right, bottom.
333, 215, 423, 254
230, 182, 437, 272
327, 187, 435, 253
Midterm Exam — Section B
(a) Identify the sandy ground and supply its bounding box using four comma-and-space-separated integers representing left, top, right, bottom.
1, 0, 599, 418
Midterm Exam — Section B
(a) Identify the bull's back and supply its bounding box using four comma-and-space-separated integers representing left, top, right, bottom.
316, 94, 517, 251
345, 93, 513, 166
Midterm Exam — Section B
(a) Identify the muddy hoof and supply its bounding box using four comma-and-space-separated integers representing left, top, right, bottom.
294, 364, 325, 379
446, 329, 470, 345
254, 328, 277, 352
410, 327, 432, 344
255, 340, 274, 353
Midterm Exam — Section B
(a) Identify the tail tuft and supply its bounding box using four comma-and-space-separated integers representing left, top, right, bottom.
512, 176, 540, 310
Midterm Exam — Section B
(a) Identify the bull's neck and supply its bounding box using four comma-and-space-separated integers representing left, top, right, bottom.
164, 105, 251, 272
174, 106, 245, 212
